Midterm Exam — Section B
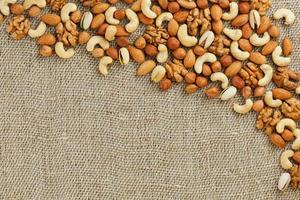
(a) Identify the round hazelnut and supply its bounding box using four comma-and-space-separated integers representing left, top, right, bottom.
134, 36, 146, 49
116, 36, 130, 47
172, 48, 186, 60
202, 64, 212, 77
205, 87, 220, 98
145, 44, 158, 56
193, 45, 206, 56
252, 100, 264, 112
231, 76, 245, 89
10, 4, 24, 15
160, 79, 172, 91
28, 6, 41, 17
238, 2, 250, 14
197, 0, 208, 8
185, 72, 197, 84
108, 0, 117, 4
167, 37, 180, 50
168, 2, 180, 13
211, 61, 222, 72
219, 0, 229, 9
78, 31, 91, 44
106, 47, 118, 60
241, 86, 252, 99
92, 48, 104, 58
220, 54, 233, 68
114, 9, 126, 20
39, 45, 53, 57
195, 76, 208, 88
254, 86, 266, 97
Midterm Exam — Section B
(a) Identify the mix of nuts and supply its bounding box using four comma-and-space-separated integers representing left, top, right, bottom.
0, 0, 300, 191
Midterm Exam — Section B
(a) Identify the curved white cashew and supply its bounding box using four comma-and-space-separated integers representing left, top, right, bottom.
194, 53, 216, 74
177, 24, 198, 47
223, 28, 242, 41
105, 6, 120, 25
273, 8, 295, 25
105, 25, 117, 41
276, 118, 296, 134
99, 56, 113, 76
199, 31, 215, 49
264, 91, 282, 108
61, 3, 77, 22
0, 0, 16, 16
80, 11, 93, 30
258, 64, 273, 86
125, 8, 139, 33
230, 41, 250, 61
249, 9, 260, 29
23, 0, 45, 9
296, 86, 300, 94
86, 36, 109, 51
210, 72, 229, 89
151, 65, 166, 83
280, 150, 294, 170
55, 42, 75, 59
119, 47, 130, 65
28, 21, 46, 38
220, 86, 237, 101
141, 0, 157, 19
233, 99, 253, 114
156, 44, 168, 64
156, 12, 173, 27
278, 173, 291, 191
292, 129, 300, 150
250, 32, 270, 46
222, 2, 238, 21
272, 46, 291, 67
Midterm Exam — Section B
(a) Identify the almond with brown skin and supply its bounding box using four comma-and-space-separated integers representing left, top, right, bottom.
10, 4, 24, 15
238, 39, 253, 52
272, 88, 292, 100
202, 64, 212, 77
238, 2, 250, 14
41, 14, 61, 26
138, 12, 154, 25
168, 19, 179, 37
97, 23, 108, 35
91, 3, 110, 14
90, 13, 105, 29
115, 25, 129, 36
134, 36, 146, 49
212, 20, 223, 35
282, 37, 293, 56
167, 2, 180, 13
197, 0, 208, 9
37, 33, 56, 45
293, 152, 300, 164
261, 40, 277, 55
241, 23, 253, 39
249, 52, 266, 65
268, 25, 280, 38
257, 16, 271, 34
210, 4, 222, 21
219, 0, 229, 8
128, 46, 145, 63
231, 14, 249, 27
158, 0, 168, 10
184, 50, 196, 69
269, 134, 286, 149
224, 61, 242, 77
136, 60, 156, 76
173, 11, 189, 23
116, 36, 130, 47
145, 44, 158, 57
282, 129, 294, 142
105, 47, 118, 60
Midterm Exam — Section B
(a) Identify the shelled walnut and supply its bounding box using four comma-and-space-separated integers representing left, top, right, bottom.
290, 165, 300, 189
250, 0, 272, 15
239, 62, 264, 88
187, 8, 211, 36
208, 35, 230, 56
281, 98, 300, 121
165, 59, 188, 83
6, 15, 30, 40
256, 107, 282, 135
47, 0, 66, 11
143, 25, 169, 46
273, 67, 300, 90
56, 20, 79, 47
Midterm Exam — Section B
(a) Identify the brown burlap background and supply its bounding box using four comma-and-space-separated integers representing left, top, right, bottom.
0, 0, 300, 199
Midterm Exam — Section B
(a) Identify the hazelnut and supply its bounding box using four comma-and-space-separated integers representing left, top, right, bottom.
160, 79, 172, 91
185, 72, 197, 84
195, 76, 208, 88
220, 54, 233, 68
254, 86, 266, 97
108, 0, 117, 4
168, 2, 180, 13
231, 76, 245, 89
252, 100, 264, 112
92, 48, 104, 58
293, 152, 300, 164
106, 47, 118, 60
202, 64, 212, 77
116, 36, 130, 47
238, 2, 250, 14
241, 86, 252, 99
211, 61, 222, 72
219, 0, 229, 9
78, 31, 91, 44
134, 36, 146, 49
144, 44, 158, 56
114, 9, 126, 20
205, 87, 220, 98
167, 37, 180, 50
268, 25, 280, 38
28, 6, 41, 17
152, 5, 161, 16
197, 0, 208, 8
172, 48, 186, 60
10, 4, 24, 15
39, 45, 53, 57
193, 45, 206, 56
185, 84, 198, 94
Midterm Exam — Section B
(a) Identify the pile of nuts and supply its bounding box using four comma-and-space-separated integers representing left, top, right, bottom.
0, 0, 300, 191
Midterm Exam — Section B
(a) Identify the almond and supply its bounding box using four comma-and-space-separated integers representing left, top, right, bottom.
210, 4, 222, 21
116, 36, 130, 47
231, 75, 245, 89
268, 25, 280, 38
282, 37, 293, 56
138, 12, 154, 25
196, 0, 208, 9
145, 44, 158, 57
261, 40, 277, 55
167, 2, 180, 13
28, 6, 41, 17
91, 3, 110, 14
185, 84, 198, 94
185, 72, 197, 84
158, 0, 168, 10
134, 36, 146, 49
282, 129, 294, 142
115, 25, 129, 36
173, 11, 189, 23
241, 23, 253, 39
270, 134, 286, 149
212, 20, 223, 35
41, 14, 61, 26
184, 49, 196, 69
90, 13, 105, 29
168, 19, 179, 37
105, 47, 118, 60
97, 23, 108, 35
272, 88, 292, 100
224, 61, 242, 77
238, 2, 250, 14
37, 33, 56, 45
238, 39, 253, 52
202, 64, 212, 77
136, 60, 156, 76
249, 52, 266, 65
257, 16, 271, 34
10, 4, 24, 15
293, 152, 300, 164
231, 14, 249, 27
128, 45, 145, 63
195, 76, 208, 88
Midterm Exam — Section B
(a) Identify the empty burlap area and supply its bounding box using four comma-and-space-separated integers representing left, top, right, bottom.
1, 0, 300, 199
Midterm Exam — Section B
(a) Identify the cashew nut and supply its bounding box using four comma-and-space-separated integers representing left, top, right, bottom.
273, 8, 295, 25
210, 72, 228, 89
249, 9, 260, 29
223, 28, 242, 41
141, 0, 157, 19
156, 12, 173, 27
125, 8, 139, 33
119, 47, 130, 65
99, 56, 113, 76
258, 64, 273, 86
296, 86, 300, 94
233, 99, 253, 114
194, 53, 216, 74
105, 6, 120, 25
264, 91, 282, 108
199, 31, 215, 49
280, 150, 294, 170
230, 41, 250, 61
61, 3, 77, 22
222, 2, 238, 21
276, 118, 296, 133
293, 129, 300, 137
156, 44, 168, 64
86, 36, 109, 51
292, 129, 300, 150
28, 21, 46, 38
177, 24, 198, 47
23, 0, 45, 9
272, 46, 291, 67
55, 42, 75, 59
220, 86, 237, 101
105, 25, 117, 41
249, 32, 270, 46
0, 0, 16, 16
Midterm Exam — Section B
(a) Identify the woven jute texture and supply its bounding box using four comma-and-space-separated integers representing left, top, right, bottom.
0, 0, 300, 199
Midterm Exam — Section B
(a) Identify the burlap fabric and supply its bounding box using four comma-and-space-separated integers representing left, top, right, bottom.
0, 0, 300, 199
